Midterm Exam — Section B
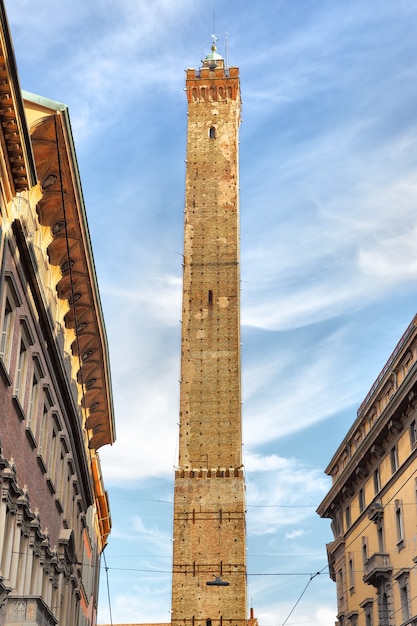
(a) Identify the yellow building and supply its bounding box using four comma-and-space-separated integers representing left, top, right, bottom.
0, 2, 115, 624
318, 315, 417, 626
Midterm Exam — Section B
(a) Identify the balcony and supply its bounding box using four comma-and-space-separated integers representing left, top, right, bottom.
363, 553, 392, 587
6, 596, 57, 625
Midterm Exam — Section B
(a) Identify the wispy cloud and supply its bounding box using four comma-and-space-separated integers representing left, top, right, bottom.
245, 452, 329, 535
285, 529, 308, 541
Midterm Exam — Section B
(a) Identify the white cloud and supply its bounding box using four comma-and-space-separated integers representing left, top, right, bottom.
245, 453, 329, 535
100, 582, 172, 625
285, 529, 308, 541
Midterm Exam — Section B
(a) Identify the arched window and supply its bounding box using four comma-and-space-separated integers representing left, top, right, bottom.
209, 127, 216, 139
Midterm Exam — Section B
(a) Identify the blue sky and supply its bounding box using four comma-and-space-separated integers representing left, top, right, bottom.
7, 0, 417, 624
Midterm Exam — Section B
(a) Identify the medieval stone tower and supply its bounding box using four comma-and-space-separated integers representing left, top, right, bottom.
171, 39, 247, 626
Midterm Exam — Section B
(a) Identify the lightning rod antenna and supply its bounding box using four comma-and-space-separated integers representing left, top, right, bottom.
226, 32, 229, 69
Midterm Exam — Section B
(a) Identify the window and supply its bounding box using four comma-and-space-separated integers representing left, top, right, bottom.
390, 445, 398, 474
337, 568, 345, 602
209, 126, 216, 139
348, 554, 355, 592
415, 478, 417, 514
397, 573, 410, 622
410, 420, 417, 447
56, 437, 69, 512
362, 537, 368, 564
27, 356, 44, 436
373, 468, 380, 494
359, 488, 365, 513
0, 298, 14, 370
345, 505, 351, 530
347, 613, 357, 626
48, 413, 61, 487
395, 500, 404, 548
377, 517, 385, 553
38, 388, 53, 463
0, 273, 22, 374
385, 386, 393, 404
365, 607, 373, 626
360, 600, 373, 626
403, 353, 413, 378
14, 321, 33, 410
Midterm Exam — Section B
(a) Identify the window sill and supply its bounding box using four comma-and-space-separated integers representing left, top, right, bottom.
25, 426, 37, 449
36, 453, 47, 474
46, 477, 56, 494
12, 395, 26, 420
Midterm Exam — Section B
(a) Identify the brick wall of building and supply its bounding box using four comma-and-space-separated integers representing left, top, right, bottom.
171, 54, 247, 626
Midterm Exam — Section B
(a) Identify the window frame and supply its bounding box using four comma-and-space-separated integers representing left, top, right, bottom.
13, 318, 35, 414
395, 499, 404, 549
0, 272, 22, 377
373, 467, 381, 494
390, 445, 399, 474
410, 420, 417, 447
358, 488, 365, 514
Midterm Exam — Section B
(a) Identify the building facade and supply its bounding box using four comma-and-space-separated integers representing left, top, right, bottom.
318, 315, 417, 626
171, 41, 248, 626
0, 3, 115, 625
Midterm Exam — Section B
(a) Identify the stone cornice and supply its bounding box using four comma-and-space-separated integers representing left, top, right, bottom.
317, 366, 417, 517
29, 109, 115, 451
0, 1, 37, 197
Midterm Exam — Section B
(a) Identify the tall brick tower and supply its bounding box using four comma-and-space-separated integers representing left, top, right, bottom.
171, 38, 247, 626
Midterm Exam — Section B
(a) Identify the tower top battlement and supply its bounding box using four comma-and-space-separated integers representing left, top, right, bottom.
185, 64, 240, 104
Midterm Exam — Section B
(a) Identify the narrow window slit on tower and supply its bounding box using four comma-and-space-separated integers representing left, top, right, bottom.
209, 126, 216, 139
208, 290, 213, 304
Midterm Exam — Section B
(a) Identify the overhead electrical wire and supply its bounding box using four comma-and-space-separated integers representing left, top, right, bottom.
281, 568, 325, 626
102, 551, 114, 626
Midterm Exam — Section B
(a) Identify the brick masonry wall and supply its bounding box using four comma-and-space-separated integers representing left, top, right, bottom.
172, 61, 247, 626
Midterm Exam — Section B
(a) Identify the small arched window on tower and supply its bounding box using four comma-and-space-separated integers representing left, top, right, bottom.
209, 126, 216, 139
208, 290, 213, 304
206, 620, 212, 626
